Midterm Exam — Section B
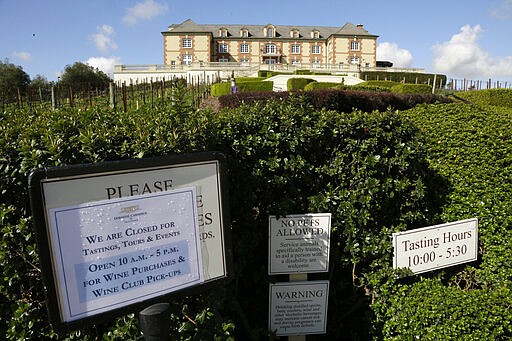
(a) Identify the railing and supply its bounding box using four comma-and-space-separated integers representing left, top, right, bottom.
114, 62, 425, 75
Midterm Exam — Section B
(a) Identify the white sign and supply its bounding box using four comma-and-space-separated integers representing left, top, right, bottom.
393, 218, 478, 275
269, 281, 329, 336
41, 159, 227, 283
268, 213, 331, 275
47, 187, 203, 322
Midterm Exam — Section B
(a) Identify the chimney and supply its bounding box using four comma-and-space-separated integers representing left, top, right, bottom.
357, 24, 363, 28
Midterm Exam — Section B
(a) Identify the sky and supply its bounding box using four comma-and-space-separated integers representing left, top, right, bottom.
1, 0, 512, 82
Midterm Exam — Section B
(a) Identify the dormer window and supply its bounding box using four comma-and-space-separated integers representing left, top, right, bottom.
219, 27, 228, 37
240, 28, 249, 37
291, 29, 300, 38
311, 30, 320, 39
265, 25, 275, 38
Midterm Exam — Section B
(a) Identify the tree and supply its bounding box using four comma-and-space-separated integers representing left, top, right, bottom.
0, 59, 30, 103
29, 74, 50, 89
58, 62, 111, 89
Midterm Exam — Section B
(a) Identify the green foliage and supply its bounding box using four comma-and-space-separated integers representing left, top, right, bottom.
287, 77, 316, 91
1, 88, 511, 340
0, 59, 31, 103
58, 62, 111, 89
361, 71, 447, 88
211, 80, 273, 97
354, 80, 400, 89
391, 83, 432, 94
455, 89, 512, 108
210, 82, 231, 96
237, 80, 273, 93
370, 103, 512, 340
257, 70, 286, 78
304, 82, 339, 90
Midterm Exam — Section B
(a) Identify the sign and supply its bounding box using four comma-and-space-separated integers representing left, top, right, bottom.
269, 281, 329, 336
49, 187, 202, 322
28, 152, 231, 331
393, 218, 478, 275
268, 214, 331, 275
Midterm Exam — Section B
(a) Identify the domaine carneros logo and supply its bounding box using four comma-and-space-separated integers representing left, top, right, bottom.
114, 205, 148, 223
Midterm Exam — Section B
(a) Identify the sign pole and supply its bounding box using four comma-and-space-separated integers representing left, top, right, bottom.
139, 303, 170, 341
288, 273, 307, 341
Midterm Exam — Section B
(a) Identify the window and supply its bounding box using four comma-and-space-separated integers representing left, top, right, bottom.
219, 28, 228, 37
350, 56, 359, 64
291, 59, 301, 65
291, 30, 299, 38
240, 58, 250, 65
241, 30, 248, 37
267, 27, 274, 38
240, 43, 249, 53
312, 45, 320, 54
219, 58, 228, 63
182, 38, 192, 48
291, 44, 300, 54
265, 44, 276, 54
350, 41, 360, 51
218, 43, 228, 53
182, 54, 192, 65
312, 60, 321, 67
312, 30, 319, 39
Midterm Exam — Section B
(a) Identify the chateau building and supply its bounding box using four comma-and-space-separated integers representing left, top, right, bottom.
162, 19, 378, 68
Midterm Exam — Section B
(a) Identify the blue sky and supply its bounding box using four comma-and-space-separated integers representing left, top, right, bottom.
1, 0, 512, 82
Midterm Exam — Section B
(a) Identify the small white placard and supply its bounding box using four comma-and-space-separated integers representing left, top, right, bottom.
393, 218, 478, 274
47, 187, 203, 322
269, 214, 331, 275
269, 281, 329, 336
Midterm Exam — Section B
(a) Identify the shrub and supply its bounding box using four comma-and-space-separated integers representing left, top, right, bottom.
391, 83, 432, 94
304, 82, 339, 90
354, 80, 400, 89
210, 82, 231, 97
287, 77, 316, 91
211, 80, 273, 97
455, 89, 512, 108
237, 80, 273, 93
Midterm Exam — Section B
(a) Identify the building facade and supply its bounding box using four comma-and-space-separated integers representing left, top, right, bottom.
162, 19, 378, 68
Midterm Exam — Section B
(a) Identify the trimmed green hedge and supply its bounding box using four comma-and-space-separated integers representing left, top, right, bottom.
211, 80, 273, 97
287, 77, 316, 91
391, 83, 432, 94
304, 81, 339, 91
361, 71, 447, 87
455, 89, 512, 108
1, 90, 511, 340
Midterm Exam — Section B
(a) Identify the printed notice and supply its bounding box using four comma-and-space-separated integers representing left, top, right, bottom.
393, 218, 478, 275
47, 187, 203, 322
269, 281, 329, 336
269, 214, 331, 275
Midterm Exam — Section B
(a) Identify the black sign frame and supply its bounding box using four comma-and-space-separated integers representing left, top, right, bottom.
28, 152, 232, 334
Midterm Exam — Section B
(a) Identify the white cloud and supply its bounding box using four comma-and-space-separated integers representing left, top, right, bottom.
12, 51, 32, 61
490, 0, 512, 20
376, 42, 413, 67
432, 24, 512, 79
90, 25, 117, 53
85, 56, 122, 77
123, 0, 168, 26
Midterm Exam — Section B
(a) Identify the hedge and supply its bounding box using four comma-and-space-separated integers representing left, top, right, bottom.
211, 80, 273, 97
1, 90, 510, 340
287, 77, 316, 91
454, 89, 512, 108
304, 81, 339, 91
391, 83, 433, 94
360, 71, 447, 87
371, 102, 512, 340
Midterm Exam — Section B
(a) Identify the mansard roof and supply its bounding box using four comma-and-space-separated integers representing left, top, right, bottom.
164, 19, 378, 39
